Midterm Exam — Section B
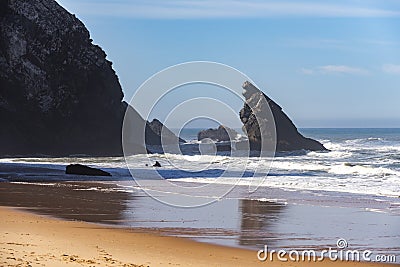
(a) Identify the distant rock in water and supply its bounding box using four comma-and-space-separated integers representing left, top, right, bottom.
146, 119, 186, 145
66, 164, 111, 177
198, 125, 239, 142
0, 0, 173, 156
239, 81, 327, 152
153, 161, 161, 167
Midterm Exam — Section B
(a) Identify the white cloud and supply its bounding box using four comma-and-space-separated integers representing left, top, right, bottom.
318, 65, 369, 75
382, 64, 400, 74
56, 0, 400, 19
300, 68, 314, 75
300, 65, 369, 75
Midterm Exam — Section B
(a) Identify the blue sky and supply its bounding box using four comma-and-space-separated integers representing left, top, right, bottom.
57, 0, 400, 128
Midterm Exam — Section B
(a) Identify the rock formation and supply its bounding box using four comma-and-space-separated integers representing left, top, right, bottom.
152, 161, 161, 167
146, 119, 186, 145
239, 81, 327, 152
0, 0, 174, 156
198, 125, 239, 142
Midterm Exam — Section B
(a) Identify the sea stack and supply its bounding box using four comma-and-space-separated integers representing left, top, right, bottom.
239, 81, 327, 152
198, 125, 239, 142
146, 119, 186, 145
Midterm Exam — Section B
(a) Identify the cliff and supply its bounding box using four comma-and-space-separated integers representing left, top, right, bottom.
239, 81, 327, 152
0, 0, 171, 156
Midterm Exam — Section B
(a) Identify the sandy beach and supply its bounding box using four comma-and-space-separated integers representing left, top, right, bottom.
0, 206, 396, 267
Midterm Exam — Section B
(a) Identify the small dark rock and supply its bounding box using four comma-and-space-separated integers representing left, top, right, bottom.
153, 161, 161, 167
66, 164, 111, 176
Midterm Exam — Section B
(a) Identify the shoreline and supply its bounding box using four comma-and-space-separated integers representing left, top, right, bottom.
0, 205, 396, 267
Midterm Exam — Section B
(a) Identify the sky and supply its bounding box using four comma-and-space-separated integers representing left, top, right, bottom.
56, 0, 400, 128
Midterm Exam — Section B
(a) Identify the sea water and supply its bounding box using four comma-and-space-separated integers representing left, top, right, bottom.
2, 128, 400, 202
175, 128, 400, 198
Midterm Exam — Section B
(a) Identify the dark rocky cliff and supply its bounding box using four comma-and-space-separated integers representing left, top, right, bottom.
0, 0, 168, 156
239, 81, 327, 152
0, 0, 126, 156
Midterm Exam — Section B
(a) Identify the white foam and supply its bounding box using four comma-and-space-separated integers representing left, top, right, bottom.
307, 150, 353, 158
172, 171, 400, 199
365, 208, 387, 214
271, 161, 328, 172
251, 198, 288, 205
11, 182, 57, 186
328, 164, 400, 176
323, 141, 347, 151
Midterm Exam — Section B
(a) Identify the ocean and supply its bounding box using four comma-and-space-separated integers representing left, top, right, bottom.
174, 128, 400, 198
1, 128, 399, 259
3, 128, 399, 199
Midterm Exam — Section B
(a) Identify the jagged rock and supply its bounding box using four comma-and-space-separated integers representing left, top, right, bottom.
146, 119, 186, 145
0, 0, 172, 156
66, 164, 111, 176
153, 161, 161, 167
198, 125, 239, 142
239, 81, 327, 152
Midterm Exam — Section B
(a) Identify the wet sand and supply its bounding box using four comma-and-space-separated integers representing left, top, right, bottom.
1, 206, 396, 267
1, 181, 399, 256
